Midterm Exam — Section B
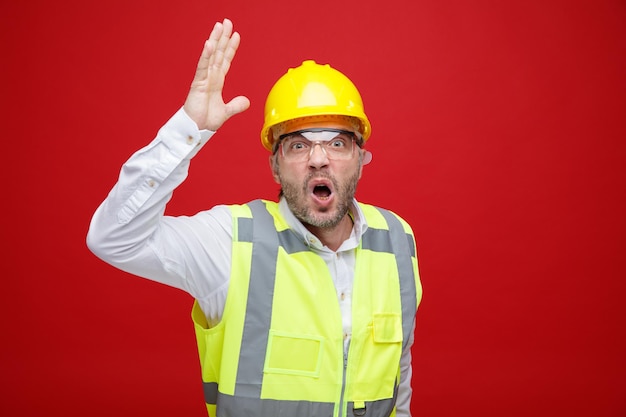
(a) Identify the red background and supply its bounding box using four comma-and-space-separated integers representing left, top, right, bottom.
2, 0, 625, 416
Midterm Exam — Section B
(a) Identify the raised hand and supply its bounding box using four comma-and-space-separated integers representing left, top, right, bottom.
183, 18, 250, 131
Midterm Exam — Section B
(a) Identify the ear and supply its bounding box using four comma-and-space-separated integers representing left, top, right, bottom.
357, 149, 371, 179
362, 150, 372, 165
269, 154, 280, 184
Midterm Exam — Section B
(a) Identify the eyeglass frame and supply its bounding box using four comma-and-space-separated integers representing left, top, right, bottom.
274, 128, 364, 161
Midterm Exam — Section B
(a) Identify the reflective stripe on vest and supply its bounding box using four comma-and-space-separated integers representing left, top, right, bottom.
364, 208, 417, 350
197, 199, 418, 417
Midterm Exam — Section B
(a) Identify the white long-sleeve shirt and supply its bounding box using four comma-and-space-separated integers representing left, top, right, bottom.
87, 107, 414, 416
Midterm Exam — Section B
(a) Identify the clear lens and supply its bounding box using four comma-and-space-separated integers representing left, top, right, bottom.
280, 131, 356, 162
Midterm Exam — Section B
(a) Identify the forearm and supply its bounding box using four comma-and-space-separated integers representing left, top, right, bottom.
86, 108, 214, 282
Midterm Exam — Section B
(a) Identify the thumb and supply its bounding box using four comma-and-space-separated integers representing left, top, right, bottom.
225, 95, 251, 118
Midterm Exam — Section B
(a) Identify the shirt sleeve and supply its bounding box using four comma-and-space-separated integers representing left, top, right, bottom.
86, 107, 232, 324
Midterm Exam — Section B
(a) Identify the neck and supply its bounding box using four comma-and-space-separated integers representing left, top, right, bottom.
305, 212, 354, 252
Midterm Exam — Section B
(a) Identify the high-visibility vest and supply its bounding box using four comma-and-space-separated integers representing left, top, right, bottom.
192, 199, 421, 417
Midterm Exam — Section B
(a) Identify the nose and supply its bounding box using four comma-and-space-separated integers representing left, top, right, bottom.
308, 142, 329, 168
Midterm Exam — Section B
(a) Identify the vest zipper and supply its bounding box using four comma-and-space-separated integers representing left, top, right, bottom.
338, 340, 350, 417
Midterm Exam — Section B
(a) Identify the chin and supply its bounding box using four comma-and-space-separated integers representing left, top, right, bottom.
306, 212, 343, 229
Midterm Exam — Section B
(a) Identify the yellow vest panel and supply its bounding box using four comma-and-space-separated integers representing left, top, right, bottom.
193, 200, 421, 417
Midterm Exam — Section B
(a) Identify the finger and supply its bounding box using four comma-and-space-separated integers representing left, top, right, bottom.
220, 18, 234, 43
217, 19, 234, 56
192, 40, 211, 82
212, 18, 233, 69
220, 31, 241, 75
193, 22, 222, 82
207, 19, 238, 92
206, 20, 225, 69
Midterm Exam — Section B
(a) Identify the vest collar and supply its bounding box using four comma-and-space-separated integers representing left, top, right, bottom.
277, 197, 369, 252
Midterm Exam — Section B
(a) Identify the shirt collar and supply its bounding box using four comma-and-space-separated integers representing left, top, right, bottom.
278, 197, 368, 252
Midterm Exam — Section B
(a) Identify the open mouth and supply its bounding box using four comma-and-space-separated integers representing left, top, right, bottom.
313, 184, 332, 200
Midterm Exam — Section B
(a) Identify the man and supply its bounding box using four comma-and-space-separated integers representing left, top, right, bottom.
87, 18, 422, 417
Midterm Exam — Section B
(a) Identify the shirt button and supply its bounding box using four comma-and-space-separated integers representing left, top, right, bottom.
147, 179, 156, 187
186, 135, 194, 145
340, 292, 346, 301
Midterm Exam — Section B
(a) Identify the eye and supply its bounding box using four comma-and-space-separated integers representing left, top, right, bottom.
288, 140, 309, 151
328, 137, 348, 149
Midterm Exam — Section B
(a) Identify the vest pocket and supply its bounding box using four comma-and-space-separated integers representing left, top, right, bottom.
372, 313, 403, 343
264, 330, 324, 377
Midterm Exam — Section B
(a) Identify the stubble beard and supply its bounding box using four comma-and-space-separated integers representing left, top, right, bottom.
281, 171, 360, 229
